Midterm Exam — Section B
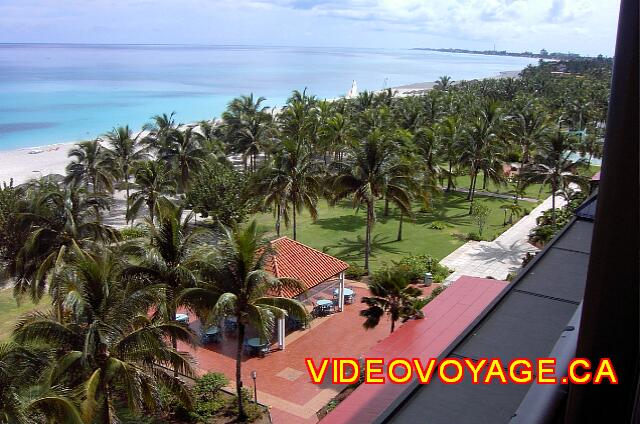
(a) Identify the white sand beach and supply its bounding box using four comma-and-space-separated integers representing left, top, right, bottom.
0, 143, 74, 186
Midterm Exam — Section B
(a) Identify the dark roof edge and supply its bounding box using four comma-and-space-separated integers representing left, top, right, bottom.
375, 200, 594, 424
509, 303, 583, 424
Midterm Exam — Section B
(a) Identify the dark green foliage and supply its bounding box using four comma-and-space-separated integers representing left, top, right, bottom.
467, 232, 483, 241
190, 373, 230, 423
226, 388, 264, 423
394, 254, 451, 283
529, 190, 587, 245
345, 263, 368, 280
429, 221, 446, 230
0, 179, 25, 263
118, 226, 149, 240
362, 267, 424, 333
186, 159, 249, 226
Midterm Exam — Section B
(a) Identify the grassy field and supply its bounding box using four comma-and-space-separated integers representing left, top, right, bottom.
451, 164, 601, 200
254, 191, 527, 271
0, 289, 50, 341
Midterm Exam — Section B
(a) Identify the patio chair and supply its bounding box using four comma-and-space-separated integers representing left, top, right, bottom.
258, 344, 270, 358
224, 318, 238, 332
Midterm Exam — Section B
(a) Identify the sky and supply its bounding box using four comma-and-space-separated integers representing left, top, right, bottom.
0, 0, 621, 56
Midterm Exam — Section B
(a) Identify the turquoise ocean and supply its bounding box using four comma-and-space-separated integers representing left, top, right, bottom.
0, 44, 538, 150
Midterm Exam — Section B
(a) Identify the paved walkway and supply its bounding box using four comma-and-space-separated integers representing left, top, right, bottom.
440, 194, 566, 283
179, 281, 392, 424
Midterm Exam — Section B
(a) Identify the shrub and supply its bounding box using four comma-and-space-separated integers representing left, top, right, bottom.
118, 226, 148, 240
467, 232, 482, 241
195, 372, 229, 395
189, 372, 230, 423
345, 263, 367, 279
226, 388, 264, 422
470, 202, 490, 237
394, 254, 452, 283
325, 399, 340, 414
185, 159, 249, 226
429, 221, 446, 230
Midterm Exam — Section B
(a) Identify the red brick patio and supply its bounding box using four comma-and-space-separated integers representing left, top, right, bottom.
177, 281, 401, 423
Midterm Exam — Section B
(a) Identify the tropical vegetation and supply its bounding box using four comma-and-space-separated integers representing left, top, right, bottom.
0, 57, 609, 422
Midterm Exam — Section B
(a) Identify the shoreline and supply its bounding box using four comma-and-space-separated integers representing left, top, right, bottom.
0, 68, 524, 186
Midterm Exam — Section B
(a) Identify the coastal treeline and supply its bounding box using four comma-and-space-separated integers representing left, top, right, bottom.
0, 57, 609, 423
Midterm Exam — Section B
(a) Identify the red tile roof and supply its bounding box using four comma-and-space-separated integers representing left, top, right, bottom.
263, 237, 349, 298
321, 276, 508, 424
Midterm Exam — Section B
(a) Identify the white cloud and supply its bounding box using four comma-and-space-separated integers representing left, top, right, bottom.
0, 0, 620, 55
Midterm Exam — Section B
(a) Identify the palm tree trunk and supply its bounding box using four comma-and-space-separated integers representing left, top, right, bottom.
148, 199, 155, 224
468, 174, 478, 215
169, 306, 179, 378
236, 322, 247, 421
446, 161, 453, 192
275, 204, 281, 237
102, 388, 111, 424
390, 318, 396, 333
384, 196, 389, 217
125, 171, 131, 226
551, 180, 557, 227
292, 207, 297, 241
467, 168, 475, 200
397, 213, 403, 241
482, 170, 488, 190
180, 166, 188, 194
364, 202, 373, 272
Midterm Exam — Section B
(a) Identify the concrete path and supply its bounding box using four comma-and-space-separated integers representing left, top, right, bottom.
440, 194, 566, 283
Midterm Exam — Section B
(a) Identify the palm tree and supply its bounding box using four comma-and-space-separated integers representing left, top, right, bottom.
13, 247, 196, 423
65, 139, 117, 225
438, 115, 465, 192
577, 126, 604, 166
434, 75, 453, 90
181, 221, 308, 422
159, 127, 206, 194
251, 163, 290, 237
521, 129, 588, 226
265, 139, 322, 241
8, 182, 116, 314
123, 200, 210, 376
500, 202, 524, 225
459, 100, 502, 211
0, 341, 84, 423
360, 268, 423, 333
103, 125, 148, 218
127, 161, 175, 224
510, 100, 549, 194
65, 140, 116, 195
143, 111, 179, 151
330, 125, 412, 272
222, 94, 273, 172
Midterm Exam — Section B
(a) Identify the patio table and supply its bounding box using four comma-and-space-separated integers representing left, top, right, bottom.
203, 326, 221, 343
317, 299, 333, 307
175, 313, 189, 323
206, 326, 220, 335
333, 288, 354, 297
247, 337, 267, 348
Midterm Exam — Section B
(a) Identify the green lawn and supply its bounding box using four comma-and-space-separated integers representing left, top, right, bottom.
0, 289, 50, 341
452, 174, 551, 199
253, 191, 525, 271
452, 164, 601, 200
